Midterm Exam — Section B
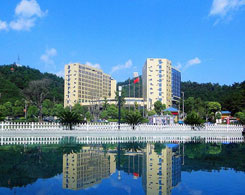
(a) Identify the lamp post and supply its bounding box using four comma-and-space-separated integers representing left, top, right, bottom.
182, 91, 185, 120
118, 86, 122, 130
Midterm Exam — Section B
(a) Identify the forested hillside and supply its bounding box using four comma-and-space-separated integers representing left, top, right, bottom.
182, 81, 245, 114
0, 64, 64, 104
118, 76, 245, 114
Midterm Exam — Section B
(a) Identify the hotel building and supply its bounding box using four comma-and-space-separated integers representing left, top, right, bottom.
64, 63, 117, 107
142, 58, 173, 110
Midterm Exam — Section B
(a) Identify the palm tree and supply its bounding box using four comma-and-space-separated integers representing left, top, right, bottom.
125, 111, 144, 130
58, 110, 81, 130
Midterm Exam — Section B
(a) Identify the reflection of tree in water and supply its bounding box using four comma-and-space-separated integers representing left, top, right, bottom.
183, 143, 245, 172
154, 142, 166, 155
0, 143, 85, 189
1, 141, 245, 190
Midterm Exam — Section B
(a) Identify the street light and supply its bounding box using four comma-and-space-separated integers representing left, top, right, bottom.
182, 91, 185, 120
118, 86, 122, 130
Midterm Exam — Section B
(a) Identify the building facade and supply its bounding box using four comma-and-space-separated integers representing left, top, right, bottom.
64, 63, 116, 107
142, 58, 173, 110
172, 67, 181, 100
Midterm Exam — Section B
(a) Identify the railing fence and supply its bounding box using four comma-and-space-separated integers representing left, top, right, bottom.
0, 122, 243, 132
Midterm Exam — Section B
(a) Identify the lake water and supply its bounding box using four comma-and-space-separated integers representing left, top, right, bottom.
0, 136, 245, 195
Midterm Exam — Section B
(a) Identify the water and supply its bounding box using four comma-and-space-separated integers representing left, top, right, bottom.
0, 136, 245, 195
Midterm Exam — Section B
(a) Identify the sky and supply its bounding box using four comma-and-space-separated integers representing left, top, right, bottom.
0, 0, 245, 84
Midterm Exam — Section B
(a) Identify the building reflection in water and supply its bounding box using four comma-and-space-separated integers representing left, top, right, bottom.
142, 144, 181, 195
62, 146, 116, 190
62, 143, 182, 194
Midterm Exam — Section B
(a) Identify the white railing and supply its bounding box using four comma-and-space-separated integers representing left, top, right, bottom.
0, 134, 244, 146
0, 122, 243, 133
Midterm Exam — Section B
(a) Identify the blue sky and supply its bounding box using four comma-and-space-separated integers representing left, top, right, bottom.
0, 0, 245, 84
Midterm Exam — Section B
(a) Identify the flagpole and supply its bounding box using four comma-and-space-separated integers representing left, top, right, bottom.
134, 82, 135, 111
129, 78, 130, 111
129, 78, 130, 98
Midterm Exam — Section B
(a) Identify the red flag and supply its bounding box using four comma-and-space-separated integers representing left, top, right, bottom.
134, 77, 139, 84
133, 172, 139, 177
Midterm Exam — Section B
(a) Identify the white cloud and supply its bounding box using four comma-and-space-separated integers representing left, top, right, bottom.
110, 59, 132, 74
0, 20, 8, 31
176, 57, 201, 71
209, 0, 245, 23
85, 61, 101, 69
40, 48, 57, 65
187, 57, 201, 66
10, 17, 35, 31
0, 0, 48, 31
15, 0, 47, 18
184, 57, 201, 70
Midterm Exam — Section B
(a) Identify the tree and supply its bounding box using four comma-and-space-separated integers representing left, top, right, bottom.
12, 106, 23, 117
42, 99, 54, 116
154, 101, 165, 115
207, 102, 221, 122
154, 143, 166, 155
58, 110, 81, 130
184, 111, 204, 127
148, 110, 156, 116
85, 112, 92, 122
107, 105, 118, 119
102, 97, 109, 110
134, 102, 139, 110
27, 105, 39, 120
72, 103, 87, 119
184, 97, 206, 118
215, 112, 222, 120
124, 111, 144, 130
0, 111, 4, 121
100, 110, 108, 120
0, 105, 7, 117
23, 79, 51, 121
235, 112, 245, 125
3, 102, 13, 117
52, 104, 64, 116
164, 111, 172, 115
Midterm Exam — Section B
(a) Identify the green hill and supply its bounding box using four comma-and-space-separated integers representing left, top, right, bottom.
0, 64, 244, 115
118, 76, 245, 114
181, 81, 245, 114
0, 64, 64, 104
